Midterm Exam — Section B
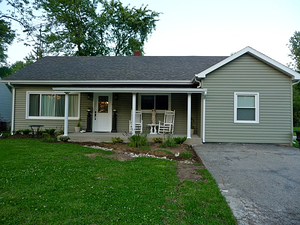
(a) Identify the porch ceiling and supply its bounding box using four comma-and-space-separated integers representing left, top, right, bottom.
52, 87, 207, 94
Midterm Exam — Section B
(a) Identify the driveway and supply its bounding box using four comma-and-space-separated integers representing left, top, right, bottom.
194, 143, 300, 225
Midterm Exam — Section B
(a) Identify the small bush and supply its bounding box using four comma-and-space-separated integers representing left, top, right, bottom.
173, 136, 187, 144
45, 128, 56, 136
161, 135, 177, 148
59, 136, 70, 142
111, 137, 124, 144
128, 134, 148, 148
21, 129, 31, 135
58, 129, 64, 135
152, 137, 163, 143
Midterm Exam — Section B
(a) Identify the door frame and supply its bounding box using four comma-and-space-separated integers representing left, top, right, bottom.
93, 93, 112, 132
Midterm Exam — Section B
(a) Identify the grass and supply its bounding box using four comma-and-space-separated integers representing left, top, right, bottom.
0, 139, 236, 224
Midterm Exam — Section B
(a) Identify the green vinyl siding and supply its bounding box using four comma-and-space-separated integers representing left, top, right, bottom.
13, 86, 201, 135
203, 54, 292, 144
14, 85, 79, 131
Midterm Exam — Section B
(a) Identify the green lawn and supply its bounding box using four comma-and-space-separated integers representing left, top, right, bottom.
0, 139, 236, 224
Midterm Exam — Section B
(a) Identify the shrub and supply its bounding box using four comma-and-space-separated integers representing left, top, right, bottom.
152, 137, 163, 143
173, 136, 187, 144
161, 135, 177, 148
21, 129, 31, 135
128, 134, 148, 148
111, 137, 124, 144
45, 128, 56, 136
59, 136, 70, 142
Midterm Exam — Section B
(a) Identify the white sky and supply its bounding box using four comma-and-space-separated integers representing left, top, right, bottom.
4, 0, 300, 66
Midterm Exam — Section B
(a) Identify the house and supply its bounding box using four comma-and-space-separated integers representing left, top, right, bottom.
1, 47, 300, 144
0, 77, 12, 131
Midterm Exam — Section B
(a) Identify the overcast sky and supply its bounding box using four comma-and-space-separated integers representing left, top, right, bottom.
4, 0, 300, 66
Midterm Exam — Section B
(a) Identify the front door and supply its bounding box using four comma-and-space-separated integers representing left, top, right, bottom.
93, 93, 112, 132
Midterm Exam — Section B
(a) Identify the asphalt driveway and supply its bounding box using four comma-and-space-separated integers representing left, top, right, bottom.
194, 143, 300, 225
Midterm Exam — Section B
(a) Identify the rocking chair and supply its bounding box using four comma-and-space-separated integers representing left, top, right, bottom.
129, 111, 143, 133
158, 110, 175, 134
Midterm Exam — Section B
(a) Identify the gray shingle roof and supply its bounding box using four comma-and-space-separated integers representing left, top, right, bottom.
5, 56, 228, 81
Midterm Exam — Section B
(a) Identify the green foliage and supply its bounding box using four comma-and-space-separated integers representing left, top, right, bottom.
59, 136, 70, 142
161, 135, 177, 148
111, 137, 124, 144
0, 139, 236, 224
35, 0, 160, 56
42, 133, 57, 142
44, 128, 56, 136
128, 134, 148, 148
77, 118, 81, 127
173, 136, 187, 144
0, 19, 15, 63
21, 129, 31, 135
294, 83, 300, 126
152, 137, 163, 143
180, 152, 193, 159
289, 31, 300, 72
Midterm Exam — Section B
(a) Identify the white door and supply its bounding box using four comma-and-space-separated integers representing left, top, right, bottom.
93, 93, 112, 132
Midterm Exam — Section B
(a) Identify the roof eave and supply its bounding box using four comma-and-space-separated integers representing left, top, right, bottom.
196, 46, 300, 80
0, 80, 193, 85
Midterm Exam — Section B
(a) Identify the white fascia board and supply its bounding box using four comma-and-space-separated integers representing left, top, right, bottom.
196, 46, 300, 80
0, 80, 192, 85
52, 87, 207, 94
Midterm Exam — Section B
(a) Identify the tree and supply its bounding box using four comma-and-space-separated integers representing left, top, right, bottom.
288, 31, 300, 72
0, 19, 15, 63
37, 0, 160, 56
289, 31, 300, 126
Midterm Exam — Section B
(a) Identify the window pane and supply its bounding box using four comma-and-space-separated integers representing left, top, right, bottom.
29, 94, 40, 116
156, 95, 168, 110
69, 94, 78, 117
237, 108, 255, 120
141, 95, 154, 110
41, 94, 55, 116
238, 96, 255, 107
98, 96, 108, 113
55, 95, 65, 117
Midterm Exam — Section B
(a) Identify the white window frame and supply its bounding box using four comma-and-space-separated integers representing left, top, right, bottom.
26, 91, 80, 120
234, 92, 259, 124
138, 94, 171, 113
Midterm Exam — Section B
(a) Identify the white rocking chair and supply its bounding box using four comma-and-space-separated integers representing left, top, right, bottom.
129, 111, 143, 133
158, 110, 175, 134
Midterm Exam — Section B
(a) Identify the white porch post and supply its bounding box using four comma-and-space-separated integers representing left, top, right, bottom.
64, 92, 70, 136
187, 93, 192, 139
202, 91, 207, 143
132, 93, 137, 135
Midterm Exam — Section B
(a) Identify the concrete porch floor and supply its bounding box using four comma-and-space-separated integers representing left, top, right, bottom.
67, 132, 202, 145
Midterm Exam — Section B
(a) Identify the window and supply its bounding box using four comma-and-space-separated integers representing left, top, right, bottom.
140, 94, 169, 110
234, 92, 259, 123
27, 92, 80, 119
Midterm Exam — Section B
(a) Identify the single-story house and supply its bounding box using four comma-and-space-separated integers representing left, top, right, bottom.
2, 46, 300, 144
0, 77, 12, 131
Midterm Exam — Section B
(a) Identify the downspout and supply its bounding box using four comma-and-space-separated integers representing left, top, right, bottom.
193, 77, 202, 88
8, 82, 15, 135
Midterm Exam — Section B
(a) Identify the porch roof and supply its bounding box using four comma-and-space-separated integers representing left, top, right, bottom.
52, 87, 207, 94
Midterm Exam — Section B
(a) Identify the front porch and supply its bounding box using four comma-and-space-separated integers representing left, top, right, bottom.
67, 132, 202, 145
